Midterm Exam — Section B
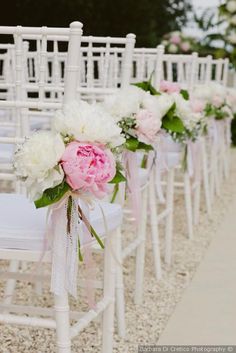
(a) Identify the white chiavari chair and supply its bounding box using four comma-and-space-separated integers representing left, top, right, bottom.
70, 33, 157, 338
0, 22, 124, 353
71, 33, 135, 105
159, 47, 214, 233
131, 46, 179, 265
15, 30, 149, 338
132, 46, 205, 262
195, 56, 231, 202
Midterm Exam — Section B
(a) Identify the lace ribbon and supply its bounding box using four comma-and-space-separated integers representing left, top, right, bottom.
48, 192, 95, 299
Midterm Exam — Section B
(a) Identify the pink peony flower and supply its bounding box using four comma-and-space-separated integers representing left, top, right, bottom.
61, 141, 116, 198
190, 99, 205, 113
160, 80, 181, 94
180, 42, 190, 52
170, 35, 181, 45
136, 109, 161, 144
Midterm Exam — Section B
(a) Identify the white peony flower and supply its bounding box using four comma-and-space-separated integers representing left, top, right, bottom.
226, 0, 236, 13
53, 100, 125, 148
168, 44, 178, 53
193, 82, 227, 105
171, 93, 202, 128
14, 131, 65, 200
142, 92, 162, 119
104, 86, 144, 119
194, 85, 212, 102
154, 93, 174, 118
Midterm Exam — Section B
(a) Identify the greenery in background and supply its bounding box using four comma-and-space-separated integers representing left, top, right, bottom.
192, 4, 236, 66
231, 115, 236, 146
1, 0, 191, 47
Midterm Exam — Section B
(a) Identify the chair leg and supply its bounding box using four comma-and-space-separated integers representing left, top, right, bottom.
209, 146, 215, 203
54, 293, 71, 353
102, 229, 117, 353
134, 185, 148, 305
4, 260, 20, 307
184, 172, 193, 239
214, 148, 220, 197
115, 229, 126, 338
201, 139, 212, 218
193, 155, 201, 226
149, 171, 162, 281
164, 168, 174, 265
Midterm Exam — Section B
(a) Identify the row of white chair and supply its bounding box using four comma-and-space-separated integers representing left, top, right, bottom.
0, 21, 232, 353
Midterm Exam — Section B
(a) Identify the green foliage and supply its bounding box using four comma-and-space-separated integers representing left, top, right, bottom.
204, 103, 230, 120
161, 103, 185, 133
180, 89, 189, 100
231, 115, 236, 146
34, 180, 70, 208
0, 0, 192, 47
192, 2, 236, 68
133, 80, 160, 95
109, 170, 126, 184
125, 136, 153, 152
162, 115, 185, 133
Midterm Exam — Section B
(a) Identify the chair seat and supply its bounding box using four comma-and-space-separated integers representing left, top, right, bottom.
0, 193, 122, 251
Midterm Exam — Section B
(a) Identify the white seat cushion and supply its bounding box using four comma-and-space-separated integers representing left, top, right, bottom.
0, 193, 122, 251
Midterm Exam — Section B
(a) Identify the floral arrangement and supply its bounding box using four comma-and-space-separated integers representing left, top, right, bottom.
103, 85, 162, 151
14, 100, 126, 257
193, 82, 234, 121
161, 31, 196, 54
132, 78, 205, 144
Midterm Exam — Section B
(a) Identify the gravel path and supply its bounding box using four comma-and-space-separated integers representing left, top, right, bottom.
1, 150, 236, 353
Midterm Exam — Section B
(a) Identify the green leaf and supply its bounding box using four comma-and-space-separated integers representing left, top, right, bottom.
125, 136, 153, 152
138, 141, 153, 151
34, 181, 70, 208
78, 237, 83, 262
162, 115, 185, 133
90, 225, 105, 249
204, 103, 214, 116
132, 81, 160, 96
109, 170, 126, 184
141, 154, 148, 168
125, 136, 139, 151
180, 89, 190, 100
133, 81, 149, 91
166, 102, 177, 120
110, 183, 119, 203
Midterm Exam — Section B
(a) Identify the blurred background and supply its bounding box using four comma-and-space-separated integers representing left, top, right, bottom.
0, 1, 234, 63
1, 0, 236, 141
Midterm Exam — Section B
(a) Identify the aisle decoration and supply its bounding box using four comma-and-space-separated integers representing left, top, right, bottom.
14, 100, 125, 296
133, 78, 206, 174
104, 85, 162, 218
194, 82, 233, 121
161, 31, 196, 54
